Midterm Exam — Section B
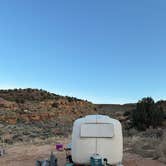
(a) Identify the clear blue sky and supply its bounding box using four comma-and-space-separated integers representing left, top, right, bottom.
0, 0, 166, 104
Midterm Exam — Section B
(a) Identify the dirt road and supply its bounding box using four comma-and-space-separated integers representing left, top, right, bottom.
0, 142, 165, 166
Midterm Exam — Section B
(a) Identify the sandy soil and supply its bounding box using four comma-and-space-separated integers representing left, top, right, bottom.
0, 140, 165, 166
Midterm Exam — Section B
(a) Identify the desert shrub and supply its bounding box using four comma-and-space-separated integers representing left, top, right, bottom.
132, 136, 159, 158
66, 96, 73, 102
124, 129, 166, 163
156, 133, 166, 163
123, 128, 138, 137
52, 102, 59, 108
123, 110, 131, 117
132, 97, 164, 130
15, 98, 25, 103
140, 128, 163, 139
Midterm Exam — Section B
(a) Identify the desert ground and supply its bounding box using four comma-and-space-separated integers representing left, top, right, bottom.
0, 90, 166, 165
0, 137, 165, 166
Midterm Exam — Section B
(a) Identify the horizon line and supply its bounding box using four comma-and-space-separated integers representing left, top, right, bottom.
0, 86, 165, 104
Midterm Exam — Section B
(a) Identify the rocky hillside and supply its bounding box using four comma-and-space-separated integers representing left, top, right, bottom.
95, 104, 136, 123
0, 89, 166, 144
0, 89, 97, 143
0, 89, 96, 124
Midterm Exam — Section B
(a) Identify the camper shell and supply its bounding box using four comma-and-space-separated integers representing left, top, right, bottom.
71, 115, 123, 165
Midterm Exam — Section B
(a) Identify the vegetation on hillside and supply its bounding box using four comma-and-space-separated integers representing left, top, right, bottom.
0, 90, 166, 163
0, 88, 85, 103
0, 88, 96, 144
132, 97, 164, 130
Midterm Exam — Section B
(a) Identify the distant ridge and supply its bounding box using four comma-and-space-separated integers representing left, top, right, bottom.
0, 88, 165, 144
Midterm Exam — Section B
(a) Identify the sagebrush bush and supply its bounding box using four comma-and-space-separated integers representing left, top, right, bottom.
156, 133, 166, 163
124, 129, 166, 163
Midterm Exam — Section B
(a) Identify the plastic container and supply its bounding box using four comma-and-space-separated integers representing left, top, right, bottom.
90, 154, 102, 166
56, 144, 63, 151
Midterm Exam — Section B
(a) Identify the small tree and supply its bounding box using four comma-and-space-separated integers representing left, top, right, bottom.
132, 97, 164, 130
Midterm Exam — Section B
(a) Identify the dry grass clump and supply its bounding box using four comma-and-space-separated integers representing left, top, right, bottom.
156, 133, 166, 163
124, 136, 157, 157
124, 129, 166, 163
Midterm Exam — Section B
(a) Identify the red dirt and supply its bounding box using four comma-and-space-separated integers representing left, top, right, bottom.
0, 141, 165, 166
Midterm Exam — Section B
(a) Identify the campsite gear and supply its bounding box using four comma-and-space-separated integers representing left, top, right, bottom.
36, 160, 41, 166
66, 143, 72, 150
116, 162, 123, 166
36, 152, 57, 166
36, 160, 49, 166
36, 115, 123, 166
41, 160, 50, 166
71, 115, 123, 165
66, 154, 73, 163
56, 144, 63, 151
65, 143, 73, 165
50, 152, 57, 166
65, 154, 74, 166
36, 160, 40, 166
90, 154, 102, 166
36, 160, 50, 166
103, 158, 108, 166
0, 148, 5, 156
65, 163, 74, 166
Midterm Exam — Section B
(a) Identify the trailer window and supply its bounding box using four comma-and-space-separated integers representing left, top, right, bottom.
80, 123, 114, 138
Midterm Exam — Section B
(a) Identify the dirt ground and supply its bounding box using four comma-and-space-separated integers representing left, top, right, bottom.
0, 139, 165, 166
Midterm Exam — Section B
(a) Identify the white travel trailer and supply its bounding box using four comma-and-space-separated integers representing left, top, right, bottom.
71, 115, 123, 166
